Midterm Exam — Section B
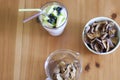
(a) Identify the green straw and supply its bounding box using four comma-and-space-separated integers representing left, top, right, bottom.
19, 9, 42, 12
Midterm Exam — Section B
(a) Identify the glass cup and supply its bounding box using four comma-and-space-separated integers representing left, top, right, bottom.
38, 2, 68, 36
45, 49, 82, 80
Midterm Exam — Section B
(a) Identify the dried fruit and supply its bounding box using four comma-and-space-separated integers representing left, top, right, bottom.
52, 61, 79, 80
84, 20, 119, 53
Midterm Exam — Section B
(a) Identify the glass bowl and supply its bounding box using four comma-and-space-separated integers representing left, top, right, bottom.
45, 49, 82, 80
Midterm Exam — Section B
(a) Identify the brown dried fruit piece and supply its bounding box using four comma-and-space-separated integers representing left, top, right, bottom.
84, 20, 119, 53
52, 61, 79, 80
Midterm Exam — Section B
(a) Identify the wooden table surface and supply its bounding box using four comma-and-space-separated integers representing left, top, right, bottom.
0, 0, 120, 80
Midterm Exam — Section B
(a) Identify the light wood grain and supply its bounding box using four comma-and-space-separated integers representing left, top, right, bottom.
0, 0, 120, 80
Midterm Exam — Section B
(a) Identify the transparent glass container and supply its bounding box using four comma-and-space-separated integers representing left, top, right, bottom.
45, 49, 82, 80
39, 1, 68, 36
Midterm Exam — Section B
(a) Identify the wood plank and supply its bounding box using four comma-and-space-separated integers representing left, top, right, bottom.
0, 0, 19, 80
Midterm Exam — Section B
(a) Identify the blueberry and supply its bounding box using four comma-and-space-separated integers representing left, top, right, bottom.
51, 18, 56, 23
53, 7, 56, 10
56, 7, 62, 12
47, 19, 52, 23
48, 14, 55, 19
57, 11, 61, 15
47, 18, 57, 24
56, 7, 62, 15
48, 14, 57, 24
48, 14, 57, 20
47, 19, 57, 28
53, 15, 57, 20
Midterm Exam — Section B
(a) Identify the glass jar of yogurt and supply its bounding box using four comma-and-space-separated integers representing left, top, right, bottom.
38, 1, 68, 36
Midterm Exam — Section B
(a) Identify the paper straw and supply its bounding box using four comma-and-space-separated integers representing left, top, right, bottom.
19, 9, 42, 12
23, 12, 41, 23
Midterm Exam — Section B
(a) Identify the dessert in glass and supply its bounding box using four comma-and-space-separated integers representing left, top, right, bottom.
45, 49, 82, 80
38, 2, 68, 36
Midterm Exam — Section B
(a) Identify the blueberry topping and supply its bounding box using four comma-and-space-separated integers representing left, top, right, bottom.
53, 7, 56, 10
48, 14, 55, 19
47, 14, 57, 24
51, 18, 56, 23
57, 11, 61, 15
47, 18, 56, 24
56, 7, 62, 15
53, 7, 63, 15
47, 19, 52, 23
56, 7, 62, 12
